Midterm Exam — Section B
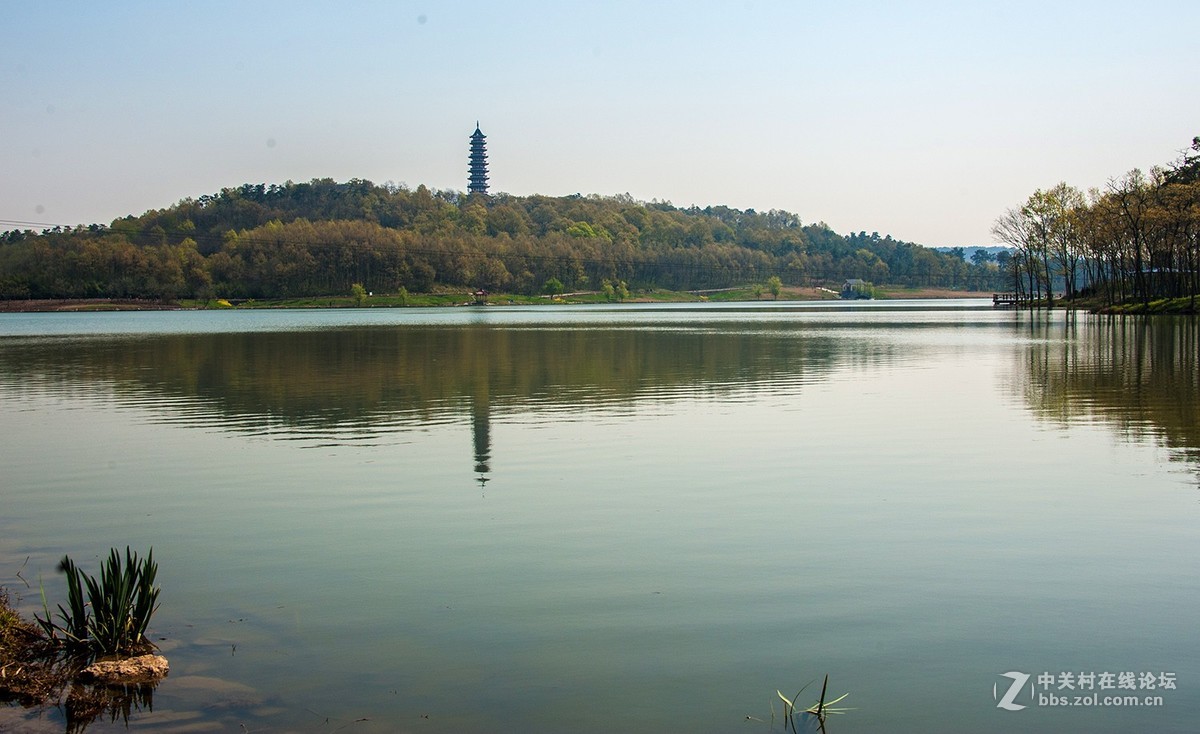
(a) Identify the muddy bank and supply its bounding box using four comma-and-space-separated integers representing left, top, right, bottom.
0, 299, 183, 312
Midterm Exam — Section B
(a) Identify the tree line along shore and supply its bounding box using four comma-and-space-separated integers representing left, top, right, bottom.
991, 136, 1199, 313
0, 182, 1006, 305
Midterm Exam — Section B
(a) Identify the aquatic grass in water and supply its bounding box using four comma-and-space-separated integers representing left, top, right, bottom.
37, 547, 160, 657
4, 574, 162, 730
776, 675, 851, 733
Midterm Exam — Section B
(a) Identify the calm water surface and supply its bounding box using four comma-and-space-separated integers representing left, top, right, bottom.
1, 301, 1197, 733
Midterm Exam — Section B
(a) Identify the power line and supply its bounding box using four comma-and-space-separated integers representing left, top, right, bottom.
0, 218, 90, 230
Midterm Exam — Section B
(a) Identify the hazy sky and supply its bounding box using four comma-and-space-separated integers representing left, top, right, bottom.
3, 1, 1197, 247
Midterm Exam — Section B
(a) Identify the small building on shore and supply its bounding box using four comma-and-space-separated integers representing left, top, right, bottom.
841, 279, 873, 299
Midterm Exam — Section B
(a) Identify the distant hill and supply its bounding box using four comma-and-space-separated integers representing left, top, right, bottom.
0, 179, 1009, 300
932, 245, 1014, 261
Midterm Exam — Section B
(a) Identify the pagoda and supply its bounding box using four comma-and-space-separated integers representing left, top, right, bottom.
468, 123, 489, 195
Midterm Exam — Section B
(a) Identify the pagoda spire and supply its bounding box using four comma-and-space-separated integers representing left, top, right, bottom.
468, 123, 489, 196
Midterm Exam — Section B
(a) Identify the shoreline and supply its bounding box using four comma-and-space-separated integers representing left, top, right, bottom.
0, 298, 185, 313
0, 287, 999, 313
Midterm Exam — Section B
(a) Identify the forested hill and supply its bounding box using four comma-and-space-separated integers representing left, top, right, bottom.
0, 180, 1003, 300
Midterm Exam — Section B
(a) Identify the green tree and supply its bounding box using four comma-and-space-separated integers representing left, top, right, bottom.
970, 249, 994, 267
351, 282, 367, 306
475, 257, 512, 291
767, 275, 782, 299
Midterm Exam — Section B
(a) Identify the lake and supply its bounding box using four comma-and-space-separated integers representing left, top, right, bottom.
1, 301, 1197, 733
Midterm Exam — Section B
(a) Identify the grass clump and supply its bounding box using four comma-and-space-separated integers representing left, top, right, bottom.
36, 547, 160, 658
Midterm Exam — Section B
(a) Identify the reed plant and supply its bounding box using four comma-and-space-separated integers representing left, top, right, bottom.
37, 547, 160, 657
776, 675, 850, 733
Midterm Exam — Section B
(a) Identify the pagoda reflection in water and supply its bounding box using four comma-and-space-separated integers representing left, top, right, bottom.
471, 390, 491, 487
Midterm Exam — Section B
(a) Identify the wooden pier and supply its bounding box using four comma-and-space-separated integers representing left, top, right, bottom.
992, 292, 1029, 308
